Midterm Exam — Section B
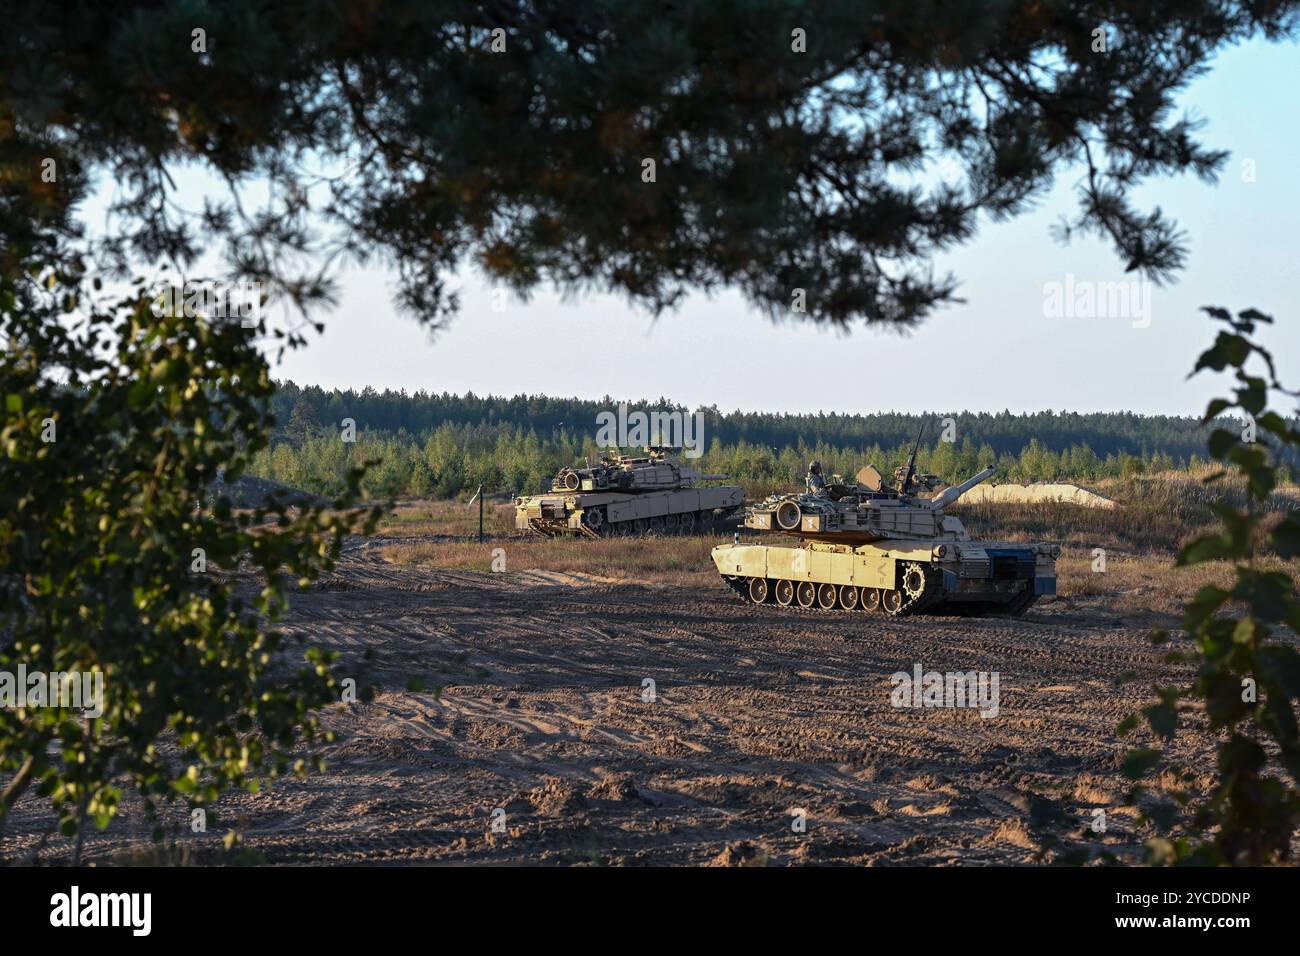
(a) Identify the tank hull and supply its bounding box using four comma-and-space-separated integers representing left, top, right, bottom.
711, 539, 1056, 616
516, 485, 744, 537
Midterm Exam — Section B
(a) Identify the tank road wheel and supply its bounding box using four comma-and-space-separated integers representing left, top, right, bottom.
680, 512, 696, 535
631, 518, 648, 535
774, 579, 795, 607
881, 590, 905, 616
648, 516, 665, 536
699, 511, 716, 533
747, 577, 770, 604
664, 513, 681, 534
775, 501, 802, 531
838, 585, 860, 611
796, 581, 817, 609
817, 583, 838, 610
861, 588, 881, 613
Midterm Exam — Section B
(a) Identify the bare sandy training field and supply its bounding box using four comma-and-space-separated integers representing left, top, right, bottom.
6, 519, 1243, 867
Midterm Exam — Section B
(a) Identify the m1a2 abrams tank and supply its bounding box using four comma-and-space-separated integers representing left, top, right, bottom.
711, 434, 1059, 616
515, 448, 744, 538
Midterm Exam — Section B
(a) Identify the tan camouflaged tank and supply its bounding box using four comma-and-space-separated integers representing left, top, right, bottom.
711, 448, 1058, 616
515, 448, 744, 537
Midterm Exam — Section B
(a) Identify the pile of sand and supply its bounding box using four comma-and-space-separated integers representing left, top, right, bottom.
216, 474, 329, 509
953, 482, 1117, 508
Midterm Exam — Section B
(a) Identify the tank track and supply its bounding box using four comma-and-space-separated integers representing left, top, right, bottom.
524, 508, 737, 539
721, 565, 944, 618
944, 586, 1037, 618
720, 570, 1035, 618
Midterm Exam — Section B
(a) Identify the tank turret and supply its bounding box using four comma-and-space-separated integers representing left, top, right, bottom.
552, 448, 731, 494
743, 462, 996, 544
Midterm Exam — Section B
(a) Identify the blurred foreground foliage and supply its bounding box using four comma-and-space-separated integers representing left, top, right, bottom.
0, 264, 379, 860
3, 1, 1297, 329
1119, 307, 1300, 865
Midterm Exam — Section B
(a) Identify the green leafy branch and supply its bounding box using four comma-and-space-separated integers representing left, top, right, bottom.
0, 262, 380, 861
1121, 306, 1300, 865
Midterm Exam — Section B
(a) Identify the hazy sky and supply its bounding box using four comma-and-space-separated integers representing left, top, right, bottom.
122, 37, 1300, 417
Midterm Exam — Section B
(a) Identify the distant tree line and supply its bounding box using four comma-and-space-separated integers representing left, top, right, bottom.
269, 382, 1241, 458
250, 383, 1296, 499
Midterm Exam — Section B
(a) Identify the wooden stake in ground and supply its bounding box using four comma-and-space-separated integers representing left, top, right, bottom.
467, 484, 484, 542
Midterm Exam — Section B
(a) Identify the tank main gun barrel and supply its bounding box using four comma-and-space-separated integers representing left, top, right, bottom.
927, 466, 996, 511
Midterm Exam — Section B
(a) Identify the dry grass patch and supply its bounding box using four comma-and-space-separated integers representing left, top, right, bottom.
1054, 553, 1293, 618
379, 532, 725, 588
381, 500, 516, 537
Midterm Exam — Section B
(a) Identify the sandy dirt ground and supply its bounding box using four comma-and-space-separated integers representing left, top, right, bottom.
5, 533, 1227, 866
